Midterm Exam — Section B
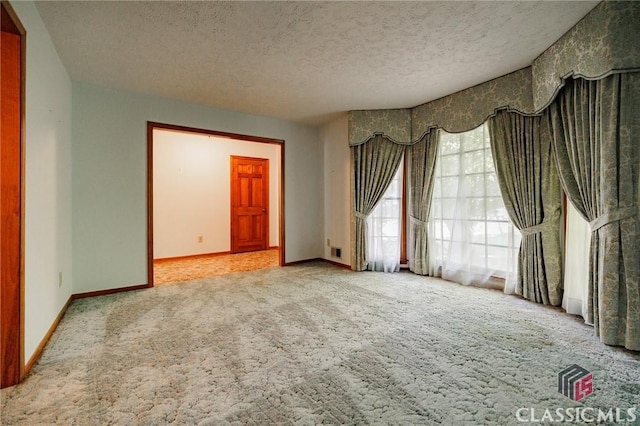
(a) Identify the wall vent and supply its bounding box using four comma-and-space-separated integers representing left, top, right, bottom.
331, 247, 342, 259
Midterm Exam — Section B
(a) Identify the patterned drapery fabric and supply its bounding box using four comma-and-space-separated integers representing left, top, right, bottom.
351, 135, 404, 271
548, 73, 640, 350
407, 131, 439, 275
488, 111, 563, 305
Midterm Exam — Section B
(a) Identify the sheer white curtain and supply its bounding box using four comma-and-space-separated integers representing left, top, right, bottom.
367, 159, 403, 272
562, 200, 590, 320
428, 124, 520, 289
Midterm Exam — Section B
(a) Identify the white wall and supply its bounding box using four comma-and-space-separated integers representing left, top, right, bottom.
321, 113, 351, 266
153, 130, 280, 258
11, 1, 73, 362
72, 83, 323, 293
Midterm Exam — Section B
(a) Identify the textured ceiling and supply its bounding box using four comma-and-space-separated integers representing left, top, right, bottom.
35, 1, 598, 126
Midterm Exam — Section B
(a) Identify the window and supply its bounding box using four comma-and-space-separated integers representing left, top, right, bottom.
429, 124, 520, 287
367, 159, 404, 272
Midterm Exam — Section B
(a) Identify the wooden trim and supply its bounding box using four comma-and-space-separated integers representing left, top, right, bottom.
154, 251, 232, 262
284, 258, 323, 266
279, 140, 285, 267
24, 296, 72, 374
322, 259, 352, 270
1, 0, 26, 388
71, 284, 150, 300
1, 2, 19, 34
22, 252, 338, 375
147, 121, 285, 286
26, 283, 154, 374
18, 10, 26, 385
146, 122, 154, 286
147, 122, 284, 146
269, 245, 280, 250
284, 258, 352, 270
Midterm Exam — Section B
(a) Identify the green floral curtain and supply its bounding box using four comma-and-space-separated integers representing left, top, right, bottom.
488, 111, 563, 305
351, 135, 405, 271
407, 130, 439, 275
547, 73, 640, 350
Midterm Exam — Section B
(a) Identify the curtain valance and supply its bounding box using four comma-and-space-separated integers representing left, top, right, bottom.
533, 68, 640, 114
531, 1, 640, 110
349, 130, 436, 148
350, 70, 640, 146
411, 67, 535, 137
349, 109, 412, 146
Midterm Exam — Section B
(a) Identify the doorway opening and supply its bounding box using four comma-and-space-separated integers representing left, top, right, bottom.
147, 122, 284, 286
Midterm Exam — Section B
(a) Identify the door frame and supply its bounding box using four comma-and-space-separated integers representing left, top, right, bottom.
146, 122, 285, 286
1, 0, 26, 389
230, 155, 270, 254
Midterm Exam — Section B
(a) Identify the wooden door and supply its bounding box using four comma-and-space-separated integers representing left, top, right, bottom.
230, 156, 269, 253
1, 2, 24, 389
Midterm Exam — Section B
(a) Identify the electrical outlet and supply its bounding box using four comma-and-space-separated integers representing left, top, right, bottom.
58, 272, 63, 287
198, 236, 203, 243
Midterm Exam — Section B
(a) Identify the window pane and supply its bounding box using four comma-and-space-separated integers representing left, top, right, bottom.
367, 158, 403, 271
440, 134, 460, 155
466, 198, 485, 219
440, 155, 459, 176
463, 150, 485, 174
432, 219, 443, 239
441, 177, 459, 196
513, 229, 522, 247
486, 197, 510, 221
483, 129, 491, 148
441, 220, 453, 240
469, 220, 486, 243
433, 177, 442, 198
486, 173, 501, 196
431, 199, 442, 219
381, 236, 400, 247
466, 174, 485, 197
487, 221, 510, 246
380, 198, 400, 215
441, 199, 457, 219
429, 123, 519, 283
485, 153, 495, 172
470, 244, 486, 269
385, 179, 400, 197
463, 130, 485, 151
382, 219, 400, 237
487, 246, 508, 272
441, 243, 449, 263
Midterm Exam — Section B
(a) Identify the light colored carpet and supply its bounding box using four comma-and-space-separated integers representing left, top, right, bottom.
153, 249, 280, 285
1, 263, 639, 425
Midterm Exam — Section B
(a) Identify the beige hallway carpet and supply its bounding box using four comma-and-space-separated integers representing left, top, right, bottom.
1, 263, 639, 424
153, 249, 280, 285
